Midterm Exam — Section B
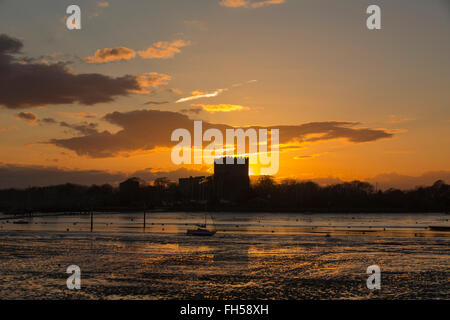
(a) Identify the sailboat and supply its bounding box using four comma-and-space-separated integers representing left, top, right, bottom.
186, 213, 216, 236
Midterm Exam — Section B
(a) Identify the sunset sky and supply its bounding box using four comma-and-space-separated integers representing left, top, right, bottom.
0, 0, 449, 189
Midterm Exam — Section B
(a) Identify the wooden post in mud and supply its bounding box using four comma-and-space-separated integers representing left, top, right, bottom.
143, 210, 146, 230
90, 211, 93, 232
143, 202, 147, 231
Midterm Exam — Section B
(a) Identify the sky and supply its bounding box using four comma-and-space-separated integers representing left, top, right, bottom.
0, 0, 449, 189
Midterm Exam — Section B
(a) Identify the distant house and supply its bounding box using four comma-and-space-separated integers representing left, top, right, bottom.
119, 177, 146, 193
178, 176, 206, 201
119, 177, 146, 204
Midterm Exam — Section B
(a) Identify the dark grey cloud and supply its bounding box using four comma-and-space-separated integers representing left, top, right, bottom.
0, 34, 163, 109
0, 34, 22, 54
278, 121, 392, 143
40, 118, 57, 124
179, 106, 203, 114
50, 109, 208, 157
143, 101, 169, 106
48, 109, 393, 158
0, 164, 125, 189
130, 167, 209, 183
0, 164, 209, 189
1, 163, 444, 190
59, 121, 99, 135
369, 171, 450, 190
14, 113, 95, 132
14, 111, 37, 123
285, 171, 450, 190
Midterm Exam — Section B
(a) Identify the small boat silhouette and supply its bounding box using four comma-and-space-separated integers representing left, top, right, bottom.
187, 228, 216, 236
186, 214, 216, 236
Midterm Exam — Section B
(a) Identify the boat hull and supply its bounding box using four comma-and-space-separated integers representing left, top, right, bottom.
186, 228, 216, 236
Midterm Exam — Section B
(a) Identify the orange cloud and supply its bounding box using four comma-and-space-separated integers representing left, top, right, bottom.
220, 0, 249, 7
251, 0, 285, 8
84, 47, 136, 64
220, 0, 285, 8
191, 90, 208, 96
138, 40, 191, 59
191, 103, 250, 113
128, 73, 171, 94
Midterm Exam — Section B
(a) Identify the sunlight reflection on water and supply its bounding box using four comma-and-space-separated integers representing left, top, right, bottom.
1, 212, 449, 237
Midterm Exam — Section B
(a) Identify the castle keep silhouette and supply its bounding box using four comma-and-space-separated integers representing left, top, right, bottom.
213, 157, 250, 202
179, 157, 250, 203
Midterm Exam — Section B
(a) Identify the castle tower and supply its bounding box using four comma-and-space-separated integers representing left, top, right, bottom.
213, 157, 249, 202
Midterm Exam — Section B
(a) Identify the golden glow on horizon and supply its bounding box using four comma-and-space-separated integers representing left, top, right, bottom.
0, 0, 448, 188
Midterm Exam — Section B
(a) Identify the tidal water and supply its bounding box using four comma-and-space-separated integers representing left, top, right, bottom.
0, 212, 448, 299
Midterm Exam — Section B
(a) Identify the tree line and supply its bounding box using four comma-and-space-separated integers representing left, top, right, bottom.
0, 177, 448, 214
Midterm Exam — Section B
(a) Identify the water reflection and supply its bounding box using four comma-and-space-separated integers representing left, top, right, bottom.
1, 212, 449, 238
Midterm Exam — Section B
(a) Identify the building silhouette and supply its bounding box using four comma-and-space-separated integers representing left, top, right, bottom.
177, 157, 250, 203
179, 176, 206, 201
213, 157, 250, 202
119, 177, 146, 204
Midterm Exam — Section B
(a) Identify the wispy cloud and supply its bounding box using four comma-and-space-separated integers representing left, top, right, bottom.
59, 112, 97, 119
89, 1, 110, 18
176, 80, 256, 103
232, 79, 257, 87
176, 89, 227, 103
184, 20, 208, 31
220, 0, 285, 9
59, 121, 99, 135
191, 103, 250, 113
14, 111, 100, 132
294, 152, 328, 160
143, 101, 169, 106
179, 106, 203, 114
220, 0, 249, 8
250, 0, 285, 8
165, 88, 182, 95
388, 115, 416, 124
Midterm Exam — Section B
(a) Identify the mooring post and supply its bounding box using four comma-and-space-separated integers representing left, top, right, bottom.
90, 211, 93, 232
143, 210, 146, 230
